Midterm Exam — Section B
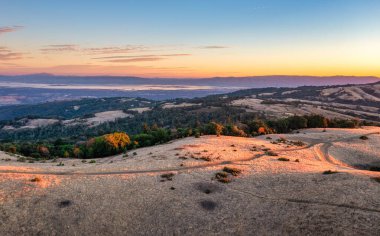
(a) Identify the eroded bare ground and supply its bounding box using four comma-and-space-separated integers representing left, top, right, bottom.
1, 127, 380, 235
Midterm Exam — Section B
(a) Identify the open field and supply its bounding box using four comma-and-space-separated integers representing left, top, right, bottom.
1, 127, 380, 235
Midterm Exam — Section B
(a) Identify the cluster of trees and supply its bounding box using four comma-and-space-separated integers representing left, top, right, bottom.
0, 115, 362, 159
0, 139, 74, 159
78, 132, 131, 158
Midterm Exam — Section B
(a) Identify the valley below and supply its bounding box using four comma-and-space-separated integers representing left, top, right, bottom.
1, 127, 380, 235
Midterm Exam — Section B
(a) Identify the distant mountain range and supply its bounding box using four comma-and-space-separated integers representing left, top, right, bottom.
0, 74, 379, 105
0, 80, 379, 142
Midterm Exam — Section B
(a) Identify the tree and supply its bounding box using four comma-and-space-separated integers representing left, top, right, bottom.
287, 116, 308, 130
224, 124, 247, 137
306, 115, 328, 128
84, 132, 131, 158
203, 122, 224, 136
246, 119, 271, 135
38, 145, 50, 158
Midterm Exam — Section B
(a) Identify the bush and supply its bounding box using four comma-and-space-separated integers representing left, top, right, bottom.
223, 167, 241, 176
215, 172, 231, 183
266, 151, 278, 156
30, 177, 42, 182
323, 170, 338, 175
278, 157, 290, 161
161, 173, 174, 181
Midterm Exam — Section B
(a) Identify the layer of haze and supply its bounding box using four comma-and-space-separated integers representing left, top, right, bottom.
1, 0, 380, 78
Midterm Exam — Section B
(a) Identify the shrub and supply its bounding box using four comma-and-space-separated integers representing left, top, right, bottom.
278, 157, 290, 161
266, 151, 278, 156
161, 173, 175, 181
200, 156, 211, 162
223, 167, 241, 176
30, 177, 42, 182
215, 172, 231, 183
323, 170, 338, 175
89, 160, 96, 164
290, 141, 305, 146
359, 136, 369, 140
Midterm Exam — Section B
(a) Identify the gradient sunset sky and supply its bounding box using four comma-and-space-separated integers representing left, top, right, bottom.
1, 0, 380, 78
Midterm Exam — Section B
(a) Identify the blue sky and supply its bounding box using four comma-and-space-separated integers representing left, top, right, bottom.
1, 0, 380, 77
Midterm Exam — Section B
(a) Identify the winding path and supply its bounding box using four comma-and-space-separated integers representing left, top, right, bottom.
313, 131, 380, 170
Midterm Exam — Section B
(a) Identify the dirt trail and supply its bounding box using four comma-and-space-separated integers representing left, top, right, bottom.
313, 132, 380, 170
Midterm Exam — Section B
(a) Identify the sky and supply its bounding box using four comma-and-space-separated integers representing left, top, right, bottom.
0, 0, 380, 78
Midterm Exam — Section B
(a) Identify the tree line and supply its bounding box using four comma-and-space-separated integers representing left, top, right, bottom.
0, 114, 361, 159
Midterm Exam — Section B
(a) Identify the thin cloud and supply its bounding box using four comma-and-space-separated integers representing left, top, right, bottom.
199, 45, 229, 49
0, 47, 23, 61
92, 54, 191, 60
83, 46, 146, 55
0, 52, 23, 61
40, 44, 78, 53
106, 57, 164, 63
0, 26, 24, 35
40, 45, 147, 54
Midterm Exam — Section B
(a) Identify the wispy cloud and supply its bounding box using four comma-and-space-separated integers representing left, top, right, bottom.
106, 57, 164, 63
0, 26, 24, 35
199, 45, 229, 49
83, 46, 146, 54
40, 45, 147, 54
0, 47, 23, 61
40, 44, 78, 53
97, 53, 191, 63
93, 54, 191, 60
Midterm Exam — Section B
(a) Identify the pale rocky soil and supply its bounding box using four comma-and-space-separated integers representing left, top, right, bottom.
63, 110, 133, 127
321, 86, 380, 102
1, 127, 380, 235
2, 119, 59, 131
231, 97, 379, 121
128, 107, 152, 113
231, 98, 356, 119
162, 102, 201, 109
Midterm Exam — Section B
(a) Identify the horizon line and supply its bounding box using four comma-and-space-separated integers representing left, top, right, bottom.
1, 73, 379, 80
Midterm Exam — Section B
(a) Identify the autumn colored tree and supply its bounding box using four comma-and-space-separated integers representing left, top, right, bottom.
203, 122, 224, 136
84, 132, 131, 158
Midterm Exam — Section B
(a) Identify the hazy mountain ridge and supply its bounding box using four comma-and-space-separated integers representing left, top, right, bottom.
1, 75, 379, 105
0, 81, 378, 143
1, 74, 378, 86
0, 81, 379, 122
